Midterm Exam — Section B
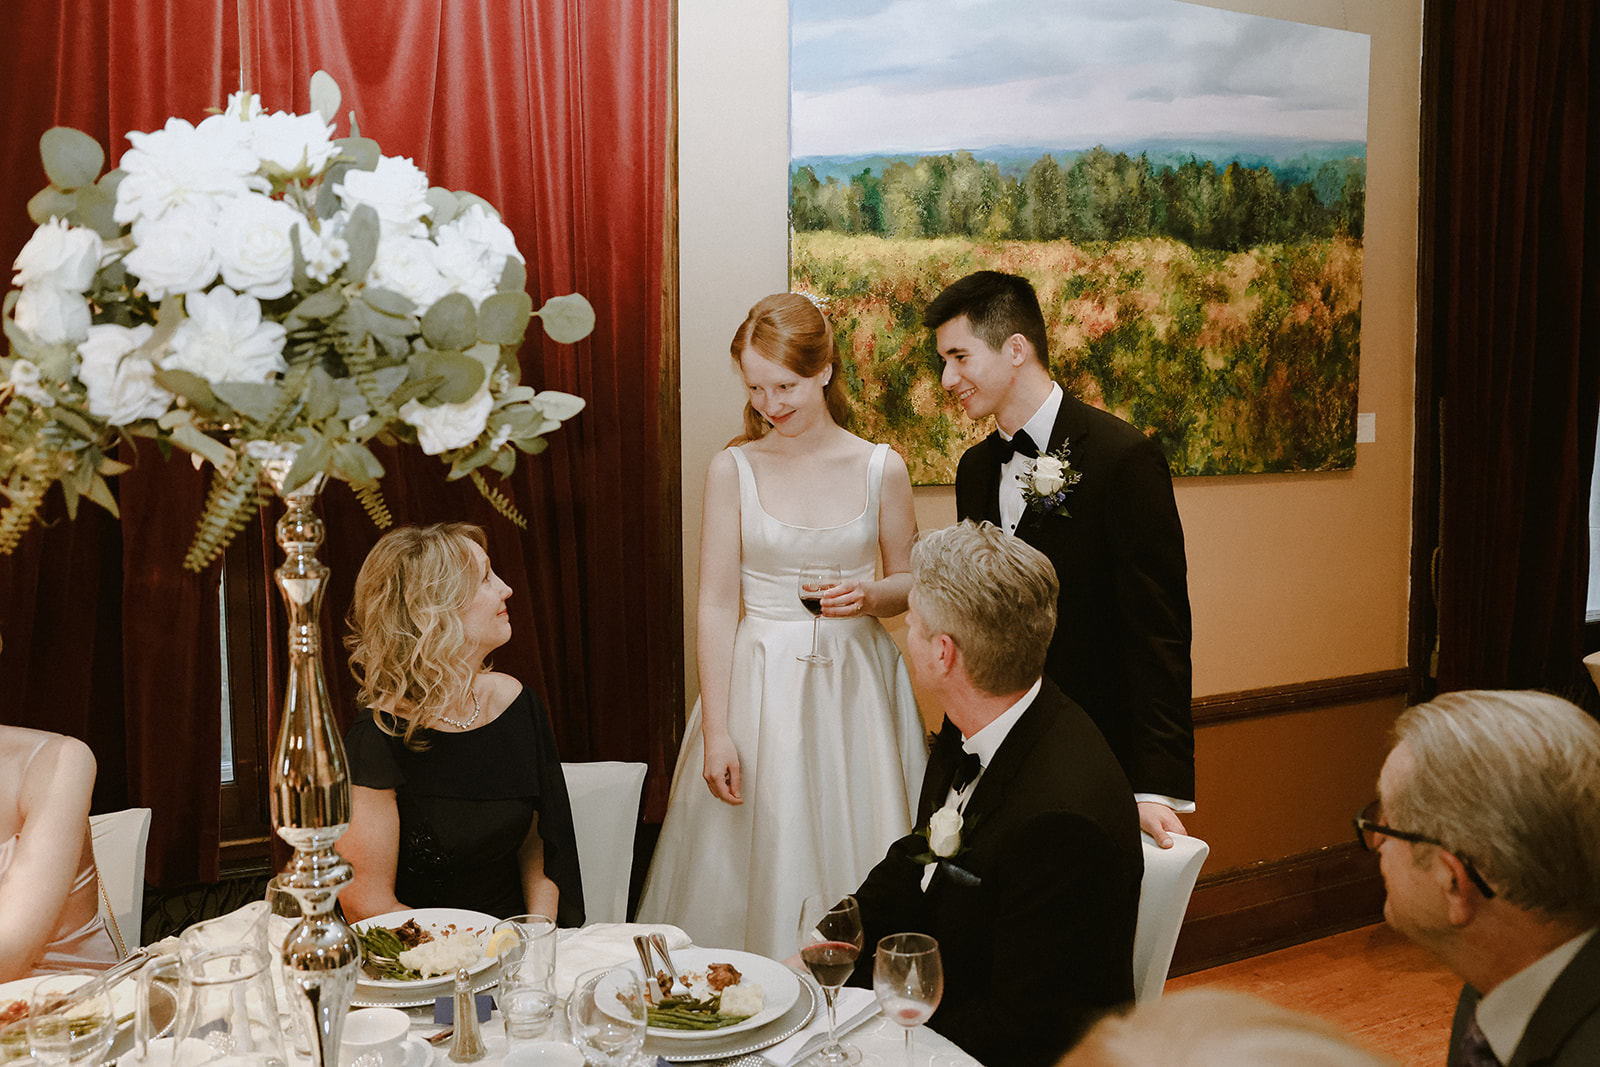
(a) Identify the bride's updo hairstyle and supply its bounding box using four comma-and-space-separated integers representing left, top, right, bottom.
730, 292, 849, 442
345, 522, 488, 750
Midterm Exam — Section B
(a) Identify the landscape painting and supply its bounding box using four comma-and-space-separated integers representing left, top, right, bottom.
790, 0, 1371, 482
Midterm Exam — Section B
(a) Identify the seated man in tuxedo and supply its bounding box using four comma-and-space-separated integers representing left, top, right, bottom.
1361, 690, 1600, 1067
847, 520, 1143, 1067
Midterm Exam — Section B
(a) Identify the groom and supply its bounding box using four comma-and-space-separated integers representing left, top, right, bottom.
925, 270, 1194, 844
847, 521, 1143, 1067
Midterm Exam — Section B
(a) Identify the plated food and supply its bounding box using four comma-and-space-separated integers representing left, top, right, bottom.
620, 947, 800, 1041
351, 908, 500, 1008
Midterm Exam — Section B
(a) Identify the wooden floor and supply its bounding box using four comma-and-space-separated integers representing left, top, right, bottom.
1164, 923, 1462, 1065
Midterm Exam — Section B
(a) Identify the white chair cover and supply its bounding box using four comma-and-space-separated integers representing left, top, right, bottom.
561, 762, 647, 924
89, 806, 152, 956
1132, 830, 1209, 1002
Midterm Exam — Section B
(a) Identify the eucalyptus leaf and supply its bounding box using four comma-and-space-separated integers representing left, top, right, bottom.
344, 204, 380, 281
74, 182, 119, 238
360, 286, 417, 320
477, 291, 533, 345
283, 433, 332, 493
422, 293, 478, 351
169, 421, 235, 469
27, 187, 76, 226
424, 350, 486, 404
498, 256, 527, 294
454, 192, 495, 217
212, 381, 285, 423
336, 135, 380, 172
40, 127, 104, 190
464, 342, 501, 378
490, 448, 515, 477
310, 70, 342, 124
304, 366, 339, 422
388, 374, 445, 408
48, 405, 100, 442
535, 293, 596, 344
152, 368, 221, 411
531, 390, 586, 420
289, 225, 311, 292
333, 440, 386, 482
287, 285, 347, 326
426, 187, 461, 227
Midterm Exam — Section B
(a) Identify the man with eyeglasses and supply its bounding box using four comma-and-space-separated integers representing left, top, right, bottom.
1356, 690, 1600, 1067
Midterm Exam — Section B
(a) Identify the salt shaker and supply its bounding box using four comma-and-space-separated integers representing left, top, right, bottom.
449, 965, 487, 1062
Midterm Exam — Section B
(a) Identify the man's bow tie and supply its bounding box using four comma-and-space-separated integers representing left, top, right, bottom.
991, 428, 1038, 462
952, 751, 983, 793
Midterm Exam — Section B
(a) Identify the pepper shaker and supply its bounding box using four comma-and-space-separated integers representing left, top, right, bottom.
449, 965, 487, 1063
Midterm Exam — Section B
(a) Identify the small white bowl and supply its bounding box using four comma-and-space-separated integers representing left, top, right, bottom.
340, 1007, 412, 1067
503, 1042, 584, 1067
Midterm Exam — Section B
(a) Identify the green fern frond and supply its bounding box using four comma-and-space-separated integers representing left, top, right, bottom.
470, 470, 526, 529
183, 452, 265, 572
351, 480, 393, 529
0, 465, 50, 555
344, 337, 396, 423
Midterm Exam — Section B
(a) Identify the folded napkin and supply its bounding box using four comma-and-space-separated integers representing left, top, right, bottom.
553, 922, 691, 996
763, 987, 878, 1067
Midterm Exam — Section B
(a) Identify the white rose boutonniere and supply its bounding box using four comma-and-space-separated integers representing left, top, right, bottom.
927, 803, 964, 858
1017, 441, 1083, 518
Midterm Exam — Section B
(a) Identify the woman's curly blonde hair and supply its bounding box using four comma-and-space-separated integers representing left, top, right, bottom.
345, 523, 490, 750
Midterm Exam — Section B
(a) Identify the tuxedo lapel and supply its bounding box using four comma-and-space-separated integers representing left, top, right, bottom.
967, 436, 1004, 526
957, 688, 1052, 834
919, 719, 965, 824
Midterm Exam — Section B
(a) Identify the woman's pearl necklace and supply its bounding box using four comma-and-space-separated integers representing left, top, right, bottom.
438, 688, 482, 731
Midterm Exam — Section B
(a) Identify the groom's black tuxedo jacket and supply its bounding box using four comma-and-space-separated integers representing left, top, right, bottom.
848, 680, 1143, 1067
955, 392, 1195, 800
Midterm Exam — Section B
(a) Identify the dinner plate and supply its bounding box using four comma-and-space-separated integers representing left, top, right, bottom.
0, 973, 176, 1066
0, 975, 139, 1024
352, 908, 499, 1005
644, 976, 818, 1063
614, 947, 801, 1041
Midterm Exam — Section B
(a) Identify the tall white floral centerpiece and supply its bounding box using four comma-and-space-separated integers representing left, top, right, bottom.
0, 73, 593, 1067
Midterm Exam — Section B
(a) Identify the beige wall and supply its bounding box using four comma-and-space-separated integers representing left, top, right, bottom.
679, 0, 1422, 869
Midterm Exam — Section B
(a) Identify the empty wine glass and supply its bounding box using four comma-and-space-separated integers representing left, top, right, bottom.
797, 562, 842, 665
25, 973, 115, 1067
797, 894, 864, 1066
873, 933, 943, 1067
567, 966, 647, 1067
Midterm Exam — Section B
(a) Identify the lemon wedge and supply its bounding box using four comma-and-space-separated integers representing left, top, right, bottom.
484, 927, 519, 959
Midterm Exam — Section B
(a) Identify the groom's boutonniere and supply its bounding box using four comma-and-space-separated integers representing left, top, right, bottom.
909, 802, 975, 864
1017, 441, 1082, 517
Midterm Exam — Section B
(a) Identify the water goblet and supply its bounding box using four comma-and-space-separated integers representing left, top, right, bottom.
494, 914, 559, 1044
872, 933, 943, 1067
566, 967, 646, 1067
797, 562, 842, 665
25, 973, 115, 1067
796, 894, 864, 1066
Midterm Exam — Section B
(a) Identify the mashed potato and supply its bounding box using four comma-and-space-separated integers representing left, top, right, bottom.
718, 984, 763, 1017
398, 929, 485, 978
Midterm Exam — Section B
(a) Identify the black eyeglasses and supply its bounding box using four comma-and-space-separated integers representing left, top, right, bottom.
1353, 800, 1496, 899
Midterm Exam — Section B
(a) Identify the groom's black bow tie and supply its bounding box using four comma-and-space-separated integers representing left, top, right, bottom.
952, 751, 983, 793
991, 428, 1038, 463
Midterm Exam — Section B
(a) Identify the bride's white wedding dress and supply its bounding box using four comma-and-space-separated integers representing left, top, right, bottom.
637, 443, 927, 958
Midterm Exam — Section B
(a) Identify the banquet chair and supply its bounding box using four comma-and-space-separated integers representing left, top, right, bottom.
89, 806, 153, 957
1132, 830, 1209, 1003
561, 761, 648, 925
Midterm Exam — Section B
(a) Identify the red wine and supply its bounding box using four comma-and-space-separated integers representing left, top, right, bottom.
800, 594, 824, 616
801, 941, 859, 986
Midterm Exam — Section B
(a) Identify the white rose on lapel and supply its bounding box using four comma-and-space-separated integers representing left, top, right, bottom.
1031, 454, 1067, 495
927, 803, 964, 858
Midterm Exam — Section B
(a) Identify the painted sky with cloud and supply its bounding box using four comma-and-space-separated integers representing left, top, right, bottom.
792, 0, 1370, 158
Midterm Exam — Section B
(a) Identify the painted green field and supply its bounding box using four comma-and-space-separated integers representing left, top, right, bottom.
791, 231, 1362, 484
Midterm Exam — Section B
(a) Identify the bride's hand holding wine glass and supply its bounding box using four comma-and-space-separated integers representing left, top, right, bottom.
797, 562, 842, 666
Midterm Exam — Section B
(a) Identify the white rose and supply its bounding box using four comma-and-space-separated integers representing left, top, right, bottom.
431, 226, 500, 307
124, 205, 220, 299
368, 235, 449, 313
335, 155, 431, 239
7, 358, 56, 408
163, 286, 287, 383
14, 285, 91, 344
294, 217, 350, 284
244, 109, 338, 176
215, 194, 304, 299
14, 218, 103, 291
399, 387, 494, 455
77, 323, 172, 424
442, 203, 524, 264
927, 804, 964, 858
114, 116, 260, 227
1031, 455, 1066, 495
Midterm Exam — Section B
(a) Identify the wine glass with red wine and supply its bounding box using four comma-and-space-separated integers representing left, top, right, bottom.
873, 933, 943, 1067
796, 562, 842, 666
797, 894, 864, 1066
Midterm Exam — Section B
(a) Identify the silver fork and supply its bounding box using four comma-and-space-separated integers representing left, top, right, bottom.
649, 932, 691, 998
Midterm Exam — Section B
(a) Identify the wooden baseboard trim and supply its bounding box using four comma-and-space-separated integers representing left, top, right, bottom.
1169, 841, 1387, 976
1192, 668, 1411, 728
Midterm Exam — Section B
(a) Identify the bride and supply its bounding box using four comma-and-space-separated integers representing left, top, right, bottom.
637, 292, 927, 957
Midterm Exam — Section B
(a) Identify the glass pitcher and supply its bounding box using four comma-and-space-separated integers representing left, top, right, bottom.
137, 903, 286, 1067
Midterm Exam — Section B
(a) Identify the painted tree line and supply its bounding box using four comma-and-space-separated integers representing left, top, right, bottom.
789, 146, 1366, 253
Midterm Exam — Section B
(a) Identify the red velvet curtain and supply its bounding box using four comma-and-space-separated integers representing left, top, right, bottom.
0, 0, 678, 885
1429, 0, 1600, 692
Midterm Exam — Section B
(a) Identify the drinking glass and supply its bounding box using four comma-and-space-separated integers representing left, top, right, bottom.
25, 973, 115, 1067
796, 894, 863, 1067
873, 933, 943, 1067
265, 876, 311, 1055
797, 562, 842, 665
494, 914, 559, 1044
566, 967, 646, 1067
